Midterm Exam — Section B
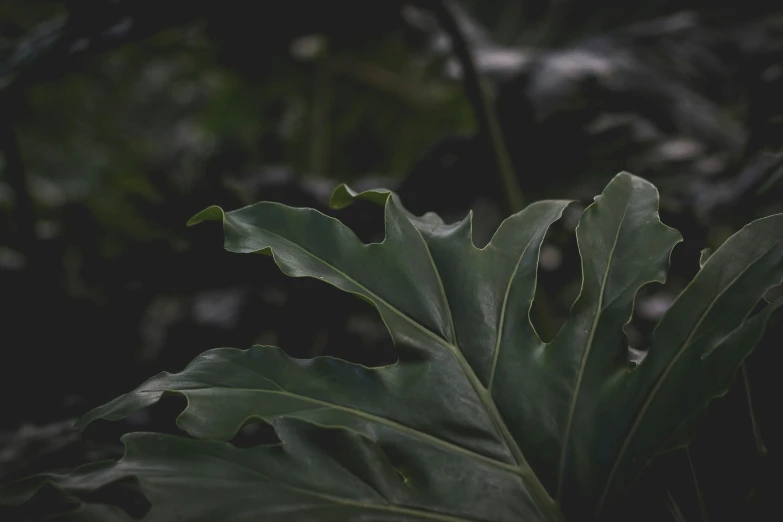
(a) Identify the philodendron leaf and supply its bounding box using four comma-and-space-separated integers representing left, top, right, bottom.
698, 248, 713, 268
3, 173, 782, 522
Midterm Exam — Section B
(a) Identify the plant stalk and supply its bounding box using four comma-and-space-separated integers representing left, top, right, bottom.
741, 362, 767, 456
428, 0, 525, 213
686, 447, 710, 522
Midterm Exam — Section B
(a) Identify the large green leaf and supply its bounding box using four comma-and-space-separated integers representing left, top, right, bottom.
3, 172, 782, 522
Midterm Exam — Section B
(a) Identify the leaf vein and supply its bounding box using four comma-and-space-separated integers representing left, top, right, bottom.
556, 198, 630, 501
597, 237, 783, 515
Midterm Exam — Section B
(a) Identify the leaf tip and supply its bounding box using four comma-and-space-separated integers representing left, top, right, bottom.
72, 416, 89, 433
73, 404, 108, 433
187, 205, 226, 227
615, 170, 641, 182
329, 184, 359, 209
698, 248, 714, 269
329, 184, 391, 209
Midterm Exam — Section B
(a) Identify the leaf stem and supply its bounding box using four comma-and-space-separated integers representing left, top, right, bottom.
429, 0, 525, 213
686, 447, 709, 522
741, 362, 767, 456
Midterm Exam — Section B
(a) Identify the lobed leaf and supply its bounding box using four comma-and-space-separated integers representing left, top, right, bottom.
4, 172, 781, 522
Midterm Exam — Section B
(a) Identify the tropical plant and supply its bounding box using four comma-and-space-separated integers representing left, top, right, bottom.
2, 172, 782, 521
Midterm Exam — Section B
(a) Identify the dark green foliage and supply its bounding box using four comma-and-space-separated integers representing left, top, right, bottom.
2, 173, 781, 521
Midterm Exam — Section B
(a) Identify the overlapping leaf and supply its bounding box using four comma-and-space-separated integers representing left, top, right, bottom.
2, 172, 781, 522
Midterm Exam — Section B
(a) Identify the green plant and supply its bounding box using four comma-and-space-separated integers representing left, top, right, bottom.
2, 172, 782, 521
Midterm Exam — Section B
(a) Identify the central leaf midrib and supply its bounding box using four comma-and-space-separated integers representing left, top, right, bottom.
556, 199, 630, 501
183, 385, 519, 474
411, 225, 563, 522
243, 220, 563, 521
596, 236, 783, 516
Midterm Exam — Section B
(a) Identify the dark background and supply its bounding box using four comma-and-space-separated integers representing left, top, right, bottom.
1, 1, 782, 520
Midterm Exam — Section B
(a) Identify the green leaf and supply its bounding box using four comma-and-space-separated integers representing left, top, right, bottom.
5, 173, 782, 522
7, 420, 527, 521
698, 248, 713, 268
328, 184, 390, 209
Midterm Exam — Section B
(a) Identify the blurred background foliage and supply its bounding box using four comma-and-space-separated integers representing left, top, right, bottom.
1, 1, 783, 521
